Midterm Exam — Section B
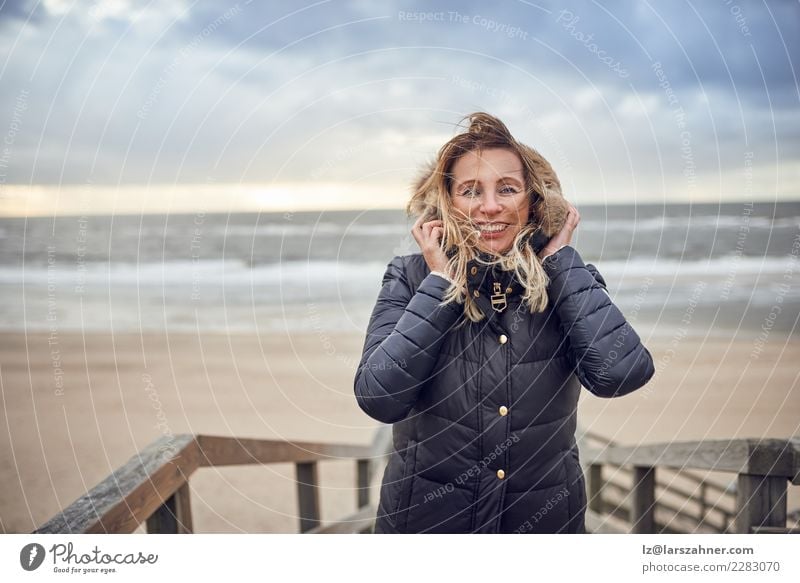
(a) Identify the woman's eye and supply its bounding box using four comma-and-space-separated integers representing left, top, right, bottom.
459, 186, 517, 197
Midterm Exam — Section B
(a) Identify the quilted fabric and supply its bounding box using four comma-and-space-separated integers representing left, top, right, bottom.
353, 245, 655, 533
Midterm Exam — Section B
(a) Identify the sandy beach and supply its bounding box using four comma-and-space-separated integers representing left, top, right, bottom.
1, 329, 798, 533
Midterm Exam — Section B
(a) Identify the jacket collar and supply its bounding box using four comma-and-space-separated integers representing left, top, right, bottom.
465, 252, 523, 314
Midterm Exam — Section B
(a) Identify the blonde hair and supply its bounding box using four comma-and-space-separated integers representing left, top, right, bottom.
406, 112, 569, 324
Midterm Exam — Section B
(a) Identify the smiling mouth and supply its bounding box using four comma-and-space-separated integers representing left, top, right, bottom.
476, 223, 509, 233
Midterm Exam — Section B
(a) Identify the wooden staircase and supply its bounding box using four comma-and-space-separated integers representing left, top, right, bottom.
34, 426, 799, 534
578, 428, 800, 534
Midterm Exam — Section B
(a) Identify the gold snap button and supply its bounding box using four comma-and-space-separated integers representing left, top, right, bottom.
470, 266, 478, 275
473, 289, 480, 298
506, 286, 513, 293
498, 334, 508, 344
496, 469, 505, 479
499, 405, 508, 416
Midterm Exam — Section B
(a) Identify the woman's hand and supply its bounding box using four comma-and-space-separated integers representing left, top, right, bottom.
412, 214, 449, 273
539, 202, 580, 259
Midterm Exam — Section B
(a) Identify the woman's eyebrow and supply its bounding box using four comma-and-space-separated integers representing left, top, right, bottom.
455, 175, 523, 189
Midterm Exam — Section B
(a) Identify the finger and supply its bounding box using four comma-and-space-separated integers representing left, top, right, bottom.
568, 208, 579, 224
423, 219, 443, 229
411, 217, 424, 240
418, 224, 435, 244
432, 228, 446, 249
429, 227, 443, 243
421, 221, 438, 234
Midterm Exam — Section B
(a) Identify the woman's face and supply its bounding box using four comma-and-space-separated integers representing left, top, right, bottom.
449, 147, 530, 255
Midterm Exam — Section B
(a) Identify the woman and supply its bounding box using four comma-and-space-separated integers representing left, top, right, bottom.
353, 112, 655, 534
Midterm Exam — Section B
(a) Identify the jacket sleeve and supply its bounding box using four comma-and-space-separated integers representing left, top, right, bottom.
542, 246, 655, 398
353, 256, 463, 423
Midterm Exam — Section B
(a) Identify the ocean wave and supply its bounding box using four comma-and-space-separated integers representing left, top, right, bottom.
0, 254, 796, 287
582, 215, 800, 231
0, 259, 389, 285
221, 222, 409, 237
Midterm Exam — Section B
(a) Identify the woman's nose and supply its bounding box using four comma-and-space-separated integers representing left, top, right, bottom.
480, 191, 502, 215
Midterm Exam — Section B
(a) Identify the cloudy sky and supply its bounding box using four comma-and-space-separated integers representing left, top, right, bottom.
0, 0, 797, 214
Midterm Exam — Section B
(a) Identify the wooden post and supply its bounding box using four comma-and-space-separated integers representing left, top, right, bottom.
296, 461, 320, 533
173, 483, 193, 533
588, 463, 604, 513
146, 483, 193, 533
356, 459, 370, 508
631, 466, 656, 533
698, 482, 707, 524
734, 474, 787, 534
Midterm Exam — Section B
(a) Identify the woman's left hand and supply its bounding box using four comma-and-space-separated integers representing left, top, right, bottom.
538, 202, 580, 259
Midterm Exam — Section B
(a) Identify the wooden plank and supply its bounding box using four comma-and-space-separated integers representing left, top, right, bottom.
196, 435, 372, 467
631, 466, 656, 533
602, 479, 729, 533
173, 482, 193, 533
651, 479, 732, 515
750, 526, 800, 534
578, 426, 737, 494
357, 459, 370, 508
34, 434, 200, 534
296, 462, 320, 533
145, 483, 192, 534
792, 437, 800, 485
588, 464, 604, 513
697, 482, 708, 522
34, 427, 396, 535
583, 438, 799, 478
578, 428, 615, 447
305, 505, 378, 534
145, 500, 175, 533
734, 474, 787, 534
584, 509, 628, 534
604, 461, 735, 497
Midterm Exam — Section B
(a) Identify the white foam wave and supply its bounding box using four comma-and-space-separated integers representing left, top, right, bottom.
0, 255, 794, 286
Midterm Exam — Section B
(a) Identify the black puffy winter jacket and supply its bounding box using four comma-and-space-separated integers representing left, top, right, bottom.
354, 245, 655, 533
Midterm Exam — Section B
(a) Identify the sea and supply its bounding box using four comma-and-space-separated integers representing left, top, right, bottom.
1, 201, 798, 339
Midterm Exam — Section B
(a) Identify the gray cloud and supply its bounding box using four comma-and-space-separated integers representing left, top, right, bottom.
0, 0, 796, 202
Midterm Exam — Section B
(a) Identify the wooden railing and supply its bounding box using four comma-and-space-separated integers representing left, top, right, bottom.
34, 428, 393, 534
34, 425, 798, 534
578, 429, 800, 534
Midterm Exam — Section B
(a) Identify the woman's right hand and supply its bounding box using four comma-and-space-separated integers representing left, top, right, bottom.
412, 214, 449, 273
539, 202, 580, 259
